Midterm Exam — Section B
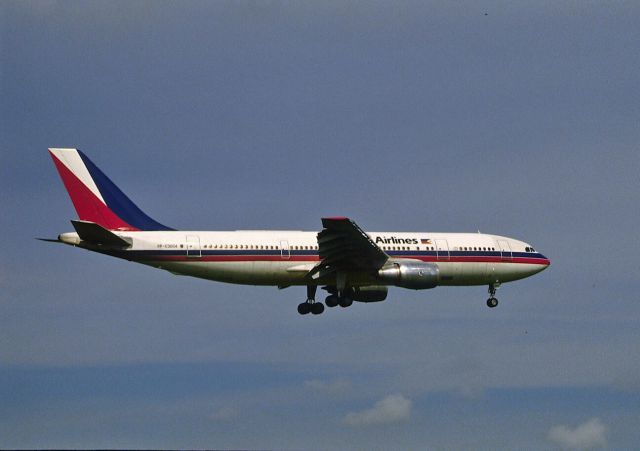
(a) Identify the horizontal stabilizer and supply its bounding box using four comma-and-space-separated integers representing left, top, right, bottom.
36, 237, 62, 243
71, 220, 132, 247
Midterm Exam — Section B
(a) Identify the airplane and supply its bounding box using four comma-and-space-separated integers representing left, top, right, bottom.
44, 148, 550, 315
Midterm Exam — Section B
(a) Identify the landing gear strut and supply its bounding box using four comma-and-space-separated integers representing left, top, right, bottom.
298, 285, 325, 315
486, 283, 499, 308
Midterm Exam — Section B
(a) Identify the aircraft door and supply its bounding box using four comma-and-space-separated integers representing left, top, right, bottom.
497, 239, 512, 261
280, 240, 290, 260
186, 235, 201, 258
435, 239, 450, 260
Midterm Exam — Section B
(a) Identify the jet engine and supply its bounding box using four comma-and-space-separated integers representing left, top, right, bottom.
377, 261, 439, 289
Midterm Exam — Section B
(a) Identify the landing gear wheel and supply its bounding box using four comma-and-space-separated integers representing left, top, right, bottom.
339, 297, 353, 308
311, 303, 325, 315
486, 283, 500, 308
325, 295, 339, 308
297, 302, 311, 315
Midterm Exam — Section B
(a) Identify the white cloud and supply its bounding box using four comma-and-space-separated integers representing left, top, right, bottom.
304, 378, 351, 394
548, 417, 607, 450
344, 394, 411, 426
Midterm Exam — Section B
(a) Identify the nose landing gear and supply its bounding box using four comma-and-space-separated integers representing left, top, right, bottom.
486, 283, 500, 308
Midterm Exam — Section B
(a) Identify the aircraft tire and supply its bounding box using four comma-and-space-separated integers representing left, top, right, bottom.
339, 297, 353, 308
486, 297, 498, 308
325, 295, 339, 308
311, 303, 325, 315
298, 303, 311, 315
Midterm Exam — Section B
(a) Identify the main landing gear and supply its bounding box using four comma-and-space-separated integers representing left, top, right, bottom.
297, 285, 354, 315
486, 283, 500, 308
298, 285, 325, 315
324, 277, 353, 309
324, 294, 353, 308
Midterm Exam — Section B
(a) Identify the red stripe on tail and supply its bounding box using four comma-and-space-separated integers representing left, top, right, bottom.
50, 151, 138, 231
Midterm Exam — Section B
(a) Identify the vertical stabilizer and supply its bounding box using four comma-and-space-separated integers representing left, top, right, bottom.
48, 148, 173, 231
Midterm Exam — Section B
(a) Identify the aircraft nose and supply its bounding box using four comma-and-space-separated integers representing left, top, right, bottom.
541, 253, 550, 264
538, 253, 551, 270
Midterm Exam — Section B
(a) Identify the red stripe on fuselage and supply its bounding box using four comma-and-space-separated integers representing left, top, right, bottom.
129, 254, 550, 265
138, 255, 322, 262
50, 151, 138, 231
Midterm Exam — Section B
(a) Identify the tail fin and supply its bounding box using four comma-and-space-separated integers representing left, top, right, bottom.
49, 148, 173, 231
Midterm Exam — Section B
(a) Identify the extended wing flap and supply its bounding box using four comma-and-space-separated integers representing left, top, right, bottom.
309, 217, 388, 278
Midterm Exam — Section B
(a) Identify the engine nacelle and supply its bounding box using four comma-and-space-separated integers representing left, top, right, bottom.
351, 286, 388, 303
377, 261, 439, 289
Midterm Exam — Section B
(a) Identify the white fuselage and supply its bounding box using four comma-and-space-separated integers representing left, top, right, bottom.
61, 229, 550, 288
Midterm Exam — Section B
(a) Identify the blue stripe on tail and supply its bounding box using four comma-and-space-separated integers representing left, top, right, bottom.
78, 151, 174, 231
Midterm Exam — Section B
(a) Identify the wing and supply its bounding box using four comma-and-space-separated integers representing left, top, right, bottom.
308, 217, 388, 279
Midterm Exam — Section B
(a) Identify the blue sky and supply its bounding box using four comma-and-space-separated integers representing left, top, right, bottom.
1, 1, 639, 449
